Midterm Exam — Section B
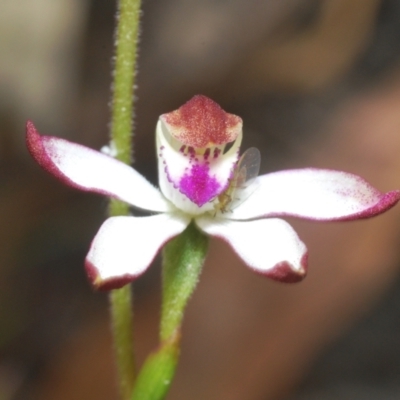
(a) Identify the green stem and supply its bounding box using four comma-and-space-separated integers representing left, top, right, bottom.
110, 286, 136, 400
161, 223, 209, 341
131, 223, 209, 400
111, 0, 141, 165
108, 0, 142, 399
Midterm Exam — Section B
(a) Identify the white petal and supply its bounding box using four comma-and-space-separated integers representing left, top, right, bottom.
196, 216, 307, 282
230, 168, 400, 221
26, 121, 170, 212
85, 213, 190, 290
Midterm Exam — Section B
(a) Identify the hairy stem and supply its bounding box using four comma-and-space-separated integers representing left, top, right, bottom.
110, 286, 136, 400
108, 0, 142, 399
131, 223, 209, 400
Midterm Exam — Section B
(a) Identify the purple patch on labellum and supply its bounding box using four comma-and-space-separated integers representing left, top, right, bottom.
179, 163, 222, 206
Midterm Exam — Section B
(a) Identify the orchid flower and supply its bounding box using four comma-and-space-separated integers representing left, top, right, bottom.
26, 95, 400, 290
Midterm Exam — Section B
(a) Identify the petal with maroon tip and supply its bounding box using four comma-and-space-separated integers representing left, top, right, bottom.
230, 168, 400, 221
195, 216, 307, 282
26, 121, 170, 212
85, 213, 190, 290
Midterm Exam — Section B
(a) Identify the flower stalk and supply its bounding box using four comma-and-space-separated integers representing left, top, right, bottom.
131, 223, 209, 400
161, 223, 209, 341
109, 0, 142, 398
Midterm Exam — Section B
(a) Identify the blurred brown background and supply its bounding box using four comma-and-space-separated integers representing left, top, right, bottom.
1, 0, 400, 399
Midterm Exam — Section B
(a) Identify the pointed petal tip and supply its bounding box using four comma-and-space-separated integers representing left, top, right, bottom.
343, 189, 400, 220
26, 120, 40, 155
26, 120, 43, 150
262, 252, 308, 283
26, 120, 68, 180
85, 259, 139, 291
26, 119, 35, 133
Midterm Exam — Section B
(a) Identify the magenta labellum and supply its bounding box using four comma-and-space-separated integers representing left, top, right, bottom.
157, 95, 243, 215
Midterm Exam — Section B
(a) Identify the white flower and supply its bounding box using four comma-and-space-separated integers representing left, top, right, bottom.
26, 95, 400, 290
